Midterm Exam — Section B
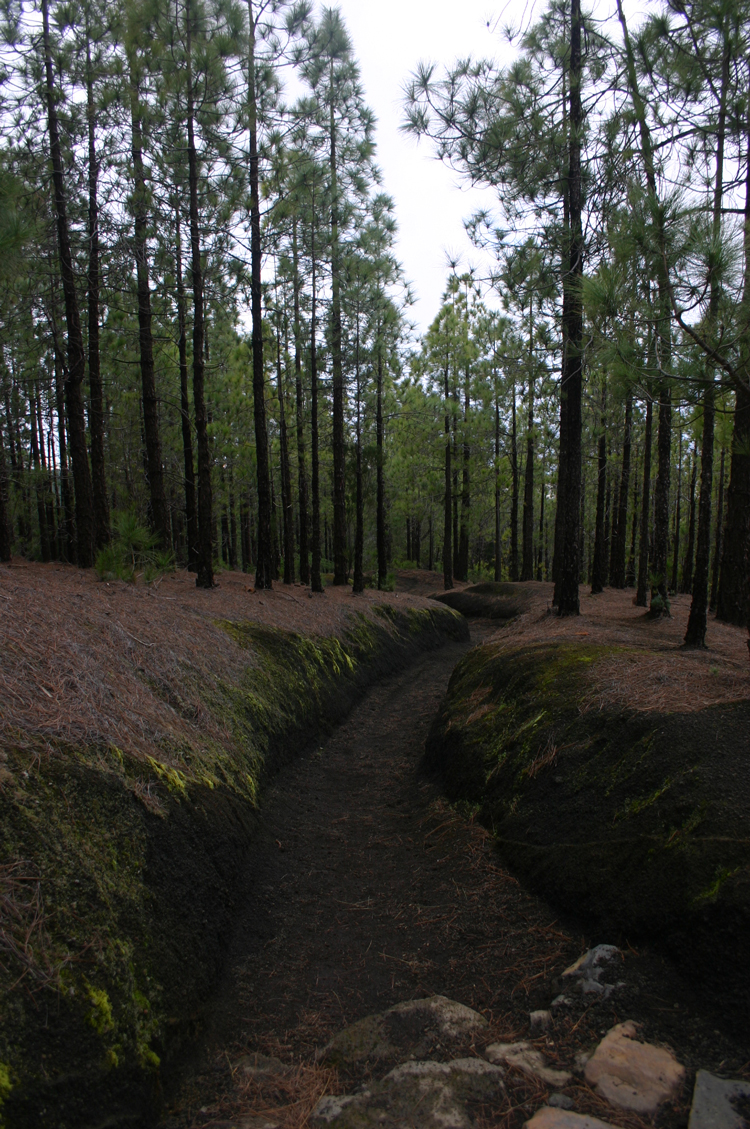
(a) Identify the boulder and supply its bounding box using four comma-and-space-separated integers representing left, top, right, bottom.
232, 1052, 289, 1079
583, 1021, 685, 1115
530, 1009, 552, 1035
320, 995, 487, 1067
485, 1042, 572, 1087
688, 1069, 750, 1129
312, 1057, 505, 1128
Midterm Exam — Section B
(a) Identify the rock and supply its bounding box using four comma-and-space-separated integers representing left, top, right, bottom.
562, 945, 621, 997
688, 1068, 750, 1129
232, 1052, 288, 1079
551, 995, 573, 1012
583, 1020, 685, 1115
530, 1009, 552, 1034
320, 995, 487, 1067
548, 1093, 575, 1110
524, 1110, 615, 1128
485, 1042, 572, 1087
311, 1057, 505, 1128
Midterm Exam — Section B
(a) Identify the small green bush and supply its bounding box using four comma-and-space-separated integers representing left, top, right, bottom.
95, 512, 175, 584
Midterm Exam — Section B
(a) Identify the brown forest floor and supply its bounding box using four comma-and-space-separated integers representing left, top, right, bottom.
3, 562, 749, 1128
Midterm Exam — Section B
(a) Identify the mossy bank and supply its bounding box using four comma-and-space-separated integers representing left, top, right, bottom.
0, 601, 467, 1129
425, 640, 750, 1027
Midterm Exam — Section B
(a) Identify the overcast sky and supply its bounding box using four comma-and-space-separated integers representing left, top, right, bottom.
324, 0, 534, 336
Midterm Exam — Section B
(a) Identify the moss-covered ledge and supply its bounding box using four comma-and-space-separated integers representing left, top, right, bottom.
425, 640, 750, 1022
0, 602, 466, 1129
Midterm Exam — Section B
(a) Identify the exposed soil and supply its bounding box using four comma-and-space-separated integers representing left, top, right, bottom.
162, 605, 750, 1129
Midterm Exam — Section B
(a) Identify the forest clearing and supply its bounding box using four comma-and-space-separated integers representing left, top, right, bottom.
3, 0, 750, 1123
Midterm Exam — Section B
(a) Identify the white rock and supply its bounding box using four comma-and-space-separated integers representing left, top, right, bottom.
524, 1109, 616, 1129
530, 1009, 552, 1034
688, 1069, 750, 1129
562, 946, 621, 997
583, 1021, 685, 1115
232, 1052, 288, 1079
485, 1041, 572, 1087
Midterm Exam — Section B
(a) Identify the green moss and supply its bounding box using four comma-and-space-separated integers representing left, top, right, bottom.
85, 984, 115, 1037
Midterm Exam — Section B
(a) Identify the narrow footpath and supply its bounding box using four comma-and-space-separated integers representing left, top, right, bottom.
163, 623, 749, 1129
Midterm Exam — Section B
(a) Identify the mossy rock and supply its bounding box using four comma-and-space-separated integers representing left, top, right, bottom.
430, 582, 536, 621
425, 640, 750, 1024
0, 604, 467, 1128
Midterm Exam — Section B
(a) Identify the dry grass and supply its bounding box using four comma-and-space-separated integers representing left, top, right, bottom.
480, 583, 750, 714
0, 560, 438, 769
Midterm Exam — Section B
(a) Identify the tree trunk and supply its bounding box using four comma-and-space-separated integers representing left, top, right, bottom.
376, 339, 387, 589
443, 357, 453, 590
494, 389, 501, 581
627, 449, 638, 587
685, 393, 714, 646
591, 384, 607, 594
175, 200, 198, 571
651, 382, 672, 612
457, 361, 470, 581
329, 74, 347, 585
309, 205, 323, 594
0, 416, 10, 561
555, 0, 583, 615
636, 397, 653, 606
710, 447, 725, 610
186, 1, 213, 588
510, 382, 519, 581
681, 454, 697, 594
292, 216, 309, 584
670, 427, 682, 592
275, 302, 294, 584
86, 39, 109, 550
611, 393, 632, 587
247, 0, 272, 589
521, 371, 534, 581
129, 71, 169, 548
353, 311, 364, 594
42, 0, 94, 567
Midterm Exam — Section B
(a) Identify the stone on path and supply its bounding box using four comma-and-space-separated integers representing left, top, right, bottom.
312, 1057, 505, 1128
320, 995, 487, 1067
485, 1041, 572, 1087
562, 945, 621, 997
530, 1009, 552, 1035
583, 1020, 685, 1115
524, 1109, 615, 1129
688, 1069, 750, 1129
232, 1052, 288, 1079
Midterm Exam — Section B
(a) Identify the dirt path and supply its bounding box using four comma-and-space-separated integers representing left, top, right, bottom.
163, 622, 749, 1129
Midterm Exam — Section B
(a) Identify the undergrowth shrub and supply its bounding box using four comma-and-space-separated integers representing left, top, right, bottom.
95, 511, 175, 583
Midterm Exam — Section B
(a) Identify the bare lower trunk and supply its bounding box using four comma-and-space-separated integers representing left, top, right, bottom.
636, 398, 653, 607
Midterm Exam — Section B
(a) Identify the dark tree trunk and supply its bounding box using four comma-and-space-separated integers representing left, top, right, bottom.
671, 429, 683, 592
309, 208, 323, 594
494, 391, 501, 581
651, 383, 672, 612
42, 0, 94, 567
537, 460, 545, 581
129, 74, 169, 548
275, 305, 294, 584
555, 0, 583, 615
376, 341, 387, 589
247, 1, 272, 589
329, 81, 347, 586
353, 313, 364, 595
636, 397, 653, 606
710, 447, 725, 610
510, 382, 519, 581
457, 362, 470, 582
685, 389, 715, 646
611, 393, 632, 587
29, 383, 52, 561
174, 201, 198, 571
681, 454, 697, 594
86, 42, 109, 550
521, 373, 534, 581
406, 516, 411, 562
229, 466, 238, 569
52, 347, 74, 561
292, 216, 309, 584
627, 449, 638, 587
0, 417, 10, 561
591, 385, 607, 594
608, 477, 619, 584
717, 381, 750, 625
186, 3, 213, 588
443, 358, 453, 590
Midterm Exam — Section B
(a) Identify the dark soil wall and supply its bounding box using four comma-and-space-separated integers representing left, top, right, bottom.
425, 640, 750, 1030
0, 604, 467, 1129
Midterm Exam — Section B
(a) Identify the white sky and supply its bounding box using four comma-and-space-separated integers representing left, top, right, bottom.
332, 0, 520, 336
